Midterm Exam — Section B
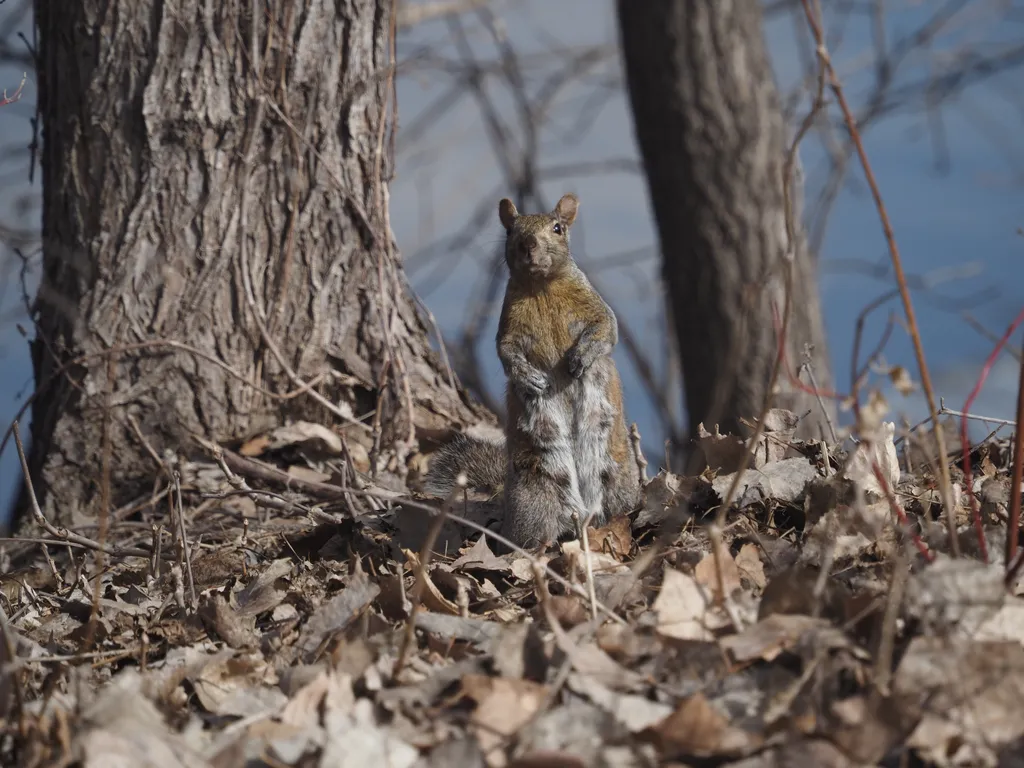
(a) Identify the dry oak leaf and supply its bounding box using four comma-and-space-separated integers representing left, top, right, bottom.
558, 540, 629, 582
296, 567, 381, 662
451, 535, 512, 574
403, 550, 461, 616
720, 614, 839, 663
239, 420, 344, 457
461, 673, 548, 763
634, 470, 700, 528
644, 692, 762, 759
693, 541, 742, 602
653, 568, 726, 641
735, 543, 767, 590
191, 652, 286, 718
585, 515, 634, 560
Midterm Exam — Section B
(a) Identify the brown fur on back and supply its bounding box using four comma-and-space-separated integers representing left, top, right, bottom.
500, 271, 611, 374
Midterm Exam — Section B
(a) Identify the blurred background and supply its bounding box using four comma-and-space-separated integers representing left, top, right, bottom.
1, 0, 1022, 521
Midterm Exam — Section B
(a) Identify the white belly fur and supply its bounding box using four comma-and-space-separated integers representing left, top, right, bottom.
515, 360, 615, 526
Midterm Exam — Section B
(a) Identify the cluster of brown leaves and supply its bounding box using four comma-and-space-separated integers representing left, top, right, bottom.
1, 412, 1023, 768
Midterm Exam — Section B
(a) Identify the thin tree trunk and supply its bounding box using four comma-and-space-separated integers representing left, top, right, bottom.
20, 0, 484, 531
616, 1, 834, 444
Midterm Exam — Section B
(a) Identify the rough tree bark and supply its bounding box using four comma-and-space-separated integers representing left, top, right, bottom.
616, 1, 835, 443
20, 0, 484, 530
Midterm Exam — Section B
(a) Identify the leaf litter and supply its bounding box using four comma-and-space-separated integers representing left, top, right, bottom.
1, 411, 1023, 767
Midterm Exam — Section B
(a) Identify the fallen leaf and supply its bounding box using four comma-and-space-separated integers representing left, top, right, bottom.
585, 516, 634, 560
644, 692, 762, 758
653, 568, 723, 641
557, 540, 629, 582
841, 421, 899, 499
720, 614, 843, 663
414, 612, 503, 646
712, 457, 818, 507
567, 673, 672, 733
693, 542, 742, 601
735, 543, 766, 590
191, 652, 286, 718
450, 536, 512, 574
461, 674, 548, 762
296, 569, 381, 662
696, 423, 749, 473
240, 421, 343, 457
634, 470, 702, 528
321, 697, 419, 768
895, 637, 1024, 766
402, 551, 460, 616
903, 555, 1006, 637
286, 465, 333, 484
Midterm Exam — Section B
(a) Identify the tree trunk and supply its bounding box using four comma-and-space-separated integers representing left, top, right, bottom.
616, 1, 835, 445
20, 0, 484, 531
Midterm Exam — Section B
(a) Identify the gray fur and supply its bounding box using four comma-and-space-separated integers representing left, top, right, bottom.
422, 434, 505, 497
424, 193, 642, 548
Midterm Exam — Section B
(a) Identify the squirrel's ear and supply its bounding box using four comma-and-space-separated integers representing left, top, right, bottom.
554, 193, 578, 227
498, 198, 518, 230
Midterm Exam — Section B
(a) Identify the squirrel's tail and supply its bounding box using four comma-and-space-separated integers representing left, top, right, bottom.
423, 433, 506, 497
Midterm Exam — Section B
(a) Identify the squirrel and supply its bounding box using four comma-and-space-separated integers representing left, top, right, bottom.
424, 193, 641, 547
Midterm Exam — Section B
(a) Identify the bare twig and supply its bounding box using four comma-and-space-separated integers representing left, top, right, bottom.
393, 479, 455, 678
12, 422, 152, 559
1006, 333, 1024, 569
873, 549, 909, 696
630, 423, 648, 484
800, 0, 959, 556
959, 307, 1024, 564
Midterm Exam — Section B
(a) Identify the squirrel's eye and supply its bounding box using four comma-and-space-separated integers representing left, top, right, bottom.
553, 222, 563, 235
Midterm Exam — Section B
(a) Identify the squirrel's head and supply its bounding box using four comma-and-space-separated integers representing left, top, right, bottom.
498, 193, 578, 280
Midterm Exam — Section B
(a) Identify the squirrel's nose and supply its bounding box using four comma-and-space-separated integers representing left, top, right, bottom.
519, 234, 539, 256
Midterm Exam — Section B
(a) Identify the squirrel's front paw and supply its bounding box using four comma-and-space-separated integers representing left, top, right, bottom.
516, 368, 550, 397
567, 348, 590, 379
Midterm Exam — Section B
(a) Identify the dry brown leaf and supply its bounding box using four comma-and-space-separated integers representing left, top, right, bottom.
696, 423, 749, 473
653, 568, 722, 641
645, 692, 762, 758
77, 671, 208, 768
296, 568, 381, 662
557, 540, 629, 582
735, 543, 766, 590
191, 652, 285, 718
414, 611, 503, 646
234, 558, 293, 618
321, 697, 419, 768
895, 637, 1024, 766
279, 668, 355, 729
539, 595, 590, 628
635, 470, 701, 528
888, 365, 915, 396
711, 457, 818, 507
693, 542, 742, 601
841, 420, 899, 499
286, 465, 333, 484
720, 614, 841, 663
903, 555, 1006, 636
461, 674, 548, 763
980, 452, 997, 479
197, 594, 257, 649
585, 516, 634, 560
510, 557, 537, 583
450, 535, 512, 574
567, 673, 672, 733
240, 421, 344, 457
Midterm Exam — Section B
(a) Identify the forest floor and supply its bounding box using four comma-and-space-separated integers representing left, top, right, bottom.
1, 409, 1022, 768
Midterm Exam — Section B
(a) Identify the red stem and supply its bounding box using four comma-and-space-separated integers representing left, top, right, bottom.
961, 307, 1024, 565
